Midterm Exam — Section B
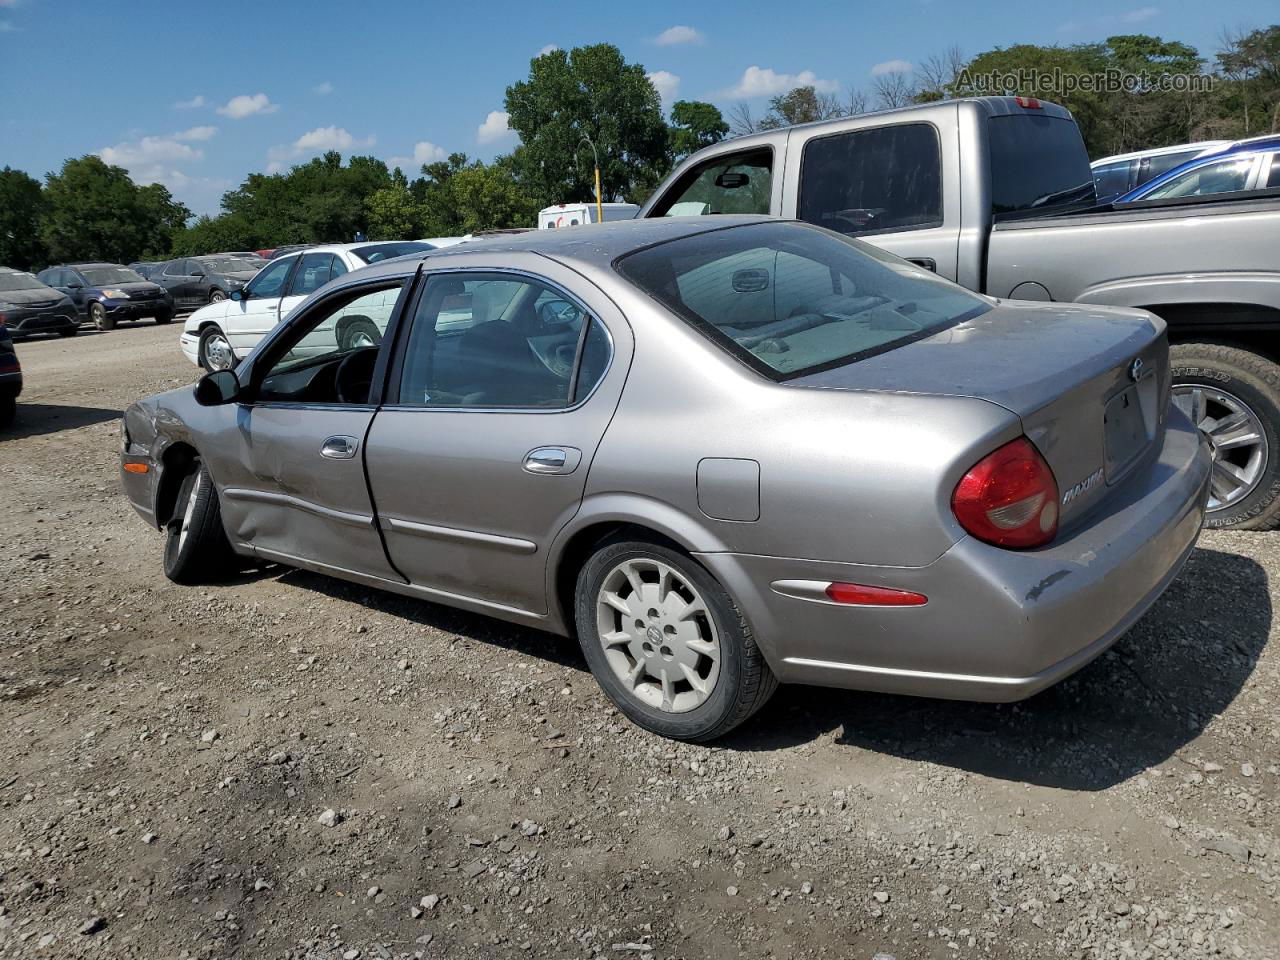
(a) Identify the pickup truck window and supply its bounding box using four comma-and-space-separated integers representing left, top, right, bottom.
798, 123, 942, 237
616, 221, 988, 380
648, 147, 773, 217
989, 115, 1094, 219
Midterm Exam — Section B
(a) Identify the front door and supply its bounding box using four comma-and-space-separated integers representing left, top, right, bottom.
208, 278, 413, 580
223, 255, 296, 356
364, 264, 629, 614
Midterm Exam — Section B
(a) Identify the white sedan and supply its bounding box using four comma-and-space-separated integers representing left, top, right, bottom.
180, 241, 433, 370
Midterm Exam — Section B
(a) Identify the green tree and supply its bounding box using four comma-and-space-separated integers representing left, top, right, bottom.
449, 160, 540, 234
136, 182, 192, 258
41, 155, 181, 264
758, 86, 846, 129
504, 43, 670, 204
0, 167, 48, 270
1216, 25, 1280, 135
366, 169, 422, 239
669, 101, 729, 158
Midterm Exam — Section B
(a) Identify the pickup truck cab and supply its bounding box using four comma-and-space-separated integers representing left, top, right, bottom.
641, 96, 1280, 530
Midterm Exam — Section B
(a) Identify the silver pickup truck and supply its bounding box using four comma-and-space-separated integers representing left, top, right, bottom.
639, 96, 1280, 530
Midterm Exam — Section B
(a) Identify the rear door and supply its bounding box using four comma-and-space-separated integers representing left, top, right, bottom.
789, 120, 959, 280
161, 259, 192, 306
364, 258, 631, 615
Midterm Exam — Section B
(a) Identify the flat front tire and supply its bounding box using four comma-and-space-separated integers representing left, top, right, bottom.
574, 538, 776, 741
163, 460, 235, 585
1171, 342, 1280, 530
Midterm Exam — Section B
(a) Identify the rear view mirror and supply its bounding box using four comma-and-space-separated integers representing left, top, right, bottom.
732, 268, 770, 293
194, 369, 242, 406
715, 172, 750, 189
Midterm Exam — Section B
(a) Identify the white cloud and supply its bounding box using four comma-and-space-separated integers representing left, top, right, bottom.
1121, 6, 1159, 22
871, 59, 913, 77
647, 70, 680, 104
390, 141, 449, 169
216, 93, 278, 119
724, 66, 837, 98
654, 25, 703, 46
174, 125, 217, 142
293, 126, 375, 152
536, 43, 559, 56
477, 110, 516, 145
313, 81, 334, 95
100, 136, 202, 169
173, 94, 206, 109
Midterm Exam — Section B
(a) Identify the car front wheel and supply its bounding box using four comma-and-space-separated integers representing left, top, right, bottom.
209, 289, 226, 304
89, 301, 114, 331
574, 538, 777, 741
163, 460, 236, 584
198, 325, 235, 371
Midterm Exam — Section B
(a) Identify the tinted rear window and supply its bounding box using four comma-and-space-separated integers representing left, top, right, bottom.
799, 123, 942, 236
615, 221, 989, 380
989, 115, 1095, 219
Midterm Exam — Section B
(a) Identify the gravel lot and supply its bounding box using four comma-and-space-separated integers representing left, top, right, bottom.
1, 324, 1277, 960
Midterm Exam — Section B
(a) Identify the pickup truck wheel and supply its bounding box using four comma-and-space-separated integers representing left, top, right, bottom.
163, 460, 236, 585
1170, 343, 1280, 530
575, 539, 777, 741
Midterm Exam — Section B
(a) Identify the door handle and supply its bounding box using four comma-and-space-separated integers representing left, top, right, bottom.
523, 446, 582, 475
320, 435, 359, 460
905, 257, 937, 272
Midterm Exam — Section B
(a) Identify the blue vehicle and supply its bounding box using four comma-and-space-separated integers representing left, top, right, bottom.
1116, 135, 1280, 203
36, 262, 174, 332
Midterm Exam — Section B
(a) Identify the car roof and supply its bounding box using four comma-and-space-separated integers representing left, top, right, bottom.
1091, 140, 1230, 167
337, 215, 776, 285
58, 262, 126, 269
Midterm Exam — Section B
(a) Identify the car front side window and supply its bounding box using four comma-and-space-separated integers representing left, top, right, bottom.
649, 147, 773, 217
395, 272, 608, 408
1144, 156, 1256, 199
244, 256, 295, 299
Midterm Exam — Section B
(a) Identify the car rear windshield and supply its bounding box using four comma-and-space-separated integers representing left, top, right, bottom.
352, 241, 434, 264
615, 221, 990, 380
0, 272, 45, 292
988, 114, 1096, 219
200, 257, 260, 273
81, 266, 144, 285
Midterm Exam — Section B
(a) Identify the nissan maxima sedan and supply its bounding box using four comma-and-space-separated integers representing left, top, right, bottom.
120, 218, 1211, 741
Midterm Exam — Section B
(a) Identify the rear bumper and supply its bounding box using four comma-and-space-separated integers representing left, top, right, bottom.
698, 409, 1211, 702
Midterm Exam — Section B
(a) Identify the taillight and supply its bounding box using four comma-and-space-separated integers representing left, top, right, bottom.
1014, 95, 1042, 109
952, 437, 1059, 549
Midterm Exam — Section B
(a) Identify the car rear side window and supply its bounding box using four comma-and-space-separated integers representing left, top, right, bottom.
988, 114, 1095, 218
288, 253, 338, 297
1092, 160, 1133, 199
395, 273, 609, 408
615, 221, 988, 380
649, 148, 773, 217
799, 123, 943, 236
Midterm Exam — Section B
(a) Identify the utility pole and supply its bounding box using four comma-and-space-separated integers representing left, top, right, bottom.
578, 132, 604, 224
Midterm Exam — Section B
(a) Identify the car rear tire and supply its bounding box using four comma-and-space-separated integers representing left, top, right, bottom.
163, 460, 236, 585
335, 315, 381, 351
198, 325, 235, 371
209, 290, 226, 304
154, 312, 173, 325
1171, 342, 1280, 530
89, 301, 114, 331
0, 395, 14, 429
574, 537, 777, 741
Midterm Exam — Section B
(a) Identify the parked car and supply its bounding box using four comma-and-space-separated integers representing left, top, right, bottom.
0, 319, 20, 428
121, 217, 1210, 741
129, 261, 168, 281
0, 267, 80, 338
180, 241, 434, 370
266, 244, 318, 260
1091, 141, 1230, 203
1114, 135, 1280, 202
640, 95, 1280, 531
538, 202, 639, 228
150, 255, 264, 311
36, 263, 173, 330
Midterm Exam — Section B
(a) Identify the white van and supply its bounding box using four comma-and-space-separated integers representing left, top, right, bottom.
537, 202, 639, 229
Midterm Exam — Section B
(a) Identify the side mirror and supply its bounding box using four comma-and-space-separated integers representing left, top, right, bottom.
190, 269, 205, 279
194, 369, 242, 406
230, 289, 245, 302
67, 281, 84, 290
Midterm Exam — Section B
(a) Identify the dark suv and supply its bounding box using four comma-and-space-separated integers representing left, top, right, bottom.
0, 320, 21, 428
0, 267, 80, 338
36, 263, 173, 331
151, 256, 263, 311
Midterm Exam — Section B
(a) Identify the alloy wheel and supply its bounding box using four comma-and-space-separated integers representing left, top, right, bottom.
595, 557, 721, 713
202, 332, 234, 371
1173, 383, 1267, 511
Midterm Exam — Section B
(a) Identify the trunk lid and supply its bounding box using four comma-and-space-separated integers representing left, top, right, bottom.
792, 300, 1169, 525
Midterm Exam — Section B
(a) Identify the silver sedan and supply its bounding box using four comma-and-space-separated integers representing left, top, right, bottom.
120, 217, 1211, 741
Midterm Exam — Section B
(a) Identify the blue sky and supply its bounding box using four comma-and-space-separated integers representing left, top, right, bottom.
1, 0, 1274, 216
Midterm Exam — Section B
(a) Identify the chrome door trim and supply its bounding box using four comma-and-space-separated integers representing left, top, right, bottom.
222, 487, 374, 528
382, 515, 538, 554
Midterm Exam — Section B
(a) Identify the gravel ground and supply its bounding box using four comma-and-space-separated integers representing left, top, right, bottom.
1, 324, 1277, 960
